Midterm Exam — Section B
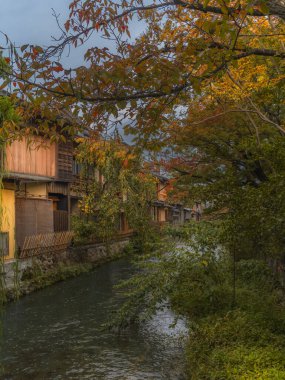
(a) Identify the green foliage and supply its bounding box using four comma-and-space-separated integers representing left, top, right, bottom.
223, 171, 285, 262
186, 310, 285, 380
71, 215, 97, 245
110, 222, 285, 378
74, 139, 157, 249
110, 222, 228, 325
21, 261, 92, 290
0, 55, 20, 141
0, 96, 19, 122
173, 113, 285, 266
185, 253, 285, 379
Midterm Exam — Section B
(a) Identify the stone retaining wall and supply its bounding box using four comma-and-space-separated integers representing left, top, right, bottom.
3, 238, 130, 292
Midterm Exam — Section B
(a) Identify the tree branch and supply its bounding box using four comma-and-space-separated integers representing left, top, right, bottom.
174, 0, 285, 19
45, 0, 285, 58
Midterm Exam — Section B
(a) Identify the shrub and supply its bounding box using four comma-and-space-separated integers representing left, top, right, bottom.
186, 310, 285, 380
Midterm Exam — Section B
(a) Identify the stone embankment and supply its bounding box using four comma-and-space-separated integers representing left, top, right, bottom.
3, 238, 130, 301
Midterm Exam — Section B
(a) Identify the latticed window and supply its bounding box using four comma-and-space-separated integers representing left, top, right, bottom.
72, 158, 82, 176
0, 147, 5, 172
0, 232, 9, 256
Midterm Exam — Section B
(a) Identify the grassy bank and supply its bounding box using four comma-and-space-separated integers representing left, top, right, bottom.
169, 225, 285, 379
184, 264, 285, 379
186, 309, 285, 379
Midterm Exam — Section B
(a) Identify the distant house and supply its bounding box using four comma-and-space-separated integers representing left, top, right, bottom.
151, 174, 170, 225
168, 203, 184, 225
151, 173, 202, 225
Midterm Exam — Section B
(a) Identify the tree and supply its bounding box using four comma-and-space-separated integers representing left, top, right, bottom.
0, 0, 285, 143
72, 137, 157, 250
1, 0, 283, 262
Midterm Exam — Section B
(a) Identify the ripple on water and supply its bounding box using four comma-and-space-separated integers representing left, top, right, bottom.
1, 260, 187, 380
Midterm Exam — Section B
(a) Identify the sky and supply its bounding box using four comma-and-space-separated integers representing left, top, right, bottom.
0, 1, 146, 67
0, 0, 85, 66
0, 1, 70, 45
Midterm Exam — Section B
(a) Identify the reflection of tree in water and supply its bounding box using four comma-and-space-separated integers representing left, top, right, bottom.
2, 259, 187, 379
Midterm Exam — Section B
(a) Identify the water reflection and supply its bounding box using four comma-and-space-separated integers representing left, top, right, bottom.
1, 260, 187, 379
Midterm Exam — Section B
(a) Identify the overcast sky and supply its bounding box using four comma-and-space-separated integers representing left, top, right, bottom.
1, 1, 70, 45
0, 1, 87, 66
0, 1, 146, 68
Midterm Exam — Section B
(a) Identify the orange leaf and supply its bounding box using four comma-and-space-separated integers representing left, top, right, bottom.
53, 65, 64, 72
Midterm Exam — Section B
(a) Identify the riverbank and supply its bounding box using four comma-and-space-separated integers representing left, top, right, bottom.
114, 223, 285, 379
172, 226, 285, 379
3, 238, 130, 303
185, 306, 285, 380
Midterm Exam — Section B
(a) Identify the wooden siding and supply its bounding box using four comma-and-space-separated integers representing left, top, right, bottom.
47, 182, 69, 195
53, 210, 69, 232
70, 175, 86, 196
157, 183, 168, 201
6, 136, 56, 178
15, 198, 54, 249
57, 141, 73, 181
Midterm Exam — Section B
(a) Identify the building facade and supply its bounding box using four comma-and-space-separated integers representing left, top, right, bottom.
0, 135, 196, 261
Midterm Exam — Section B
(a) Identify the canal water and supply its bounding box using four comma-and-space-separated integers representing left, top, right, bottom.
1, 260, 187, 379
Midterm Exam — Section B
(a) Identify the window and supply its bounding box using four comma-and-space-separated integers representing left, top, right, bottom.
0, 148, 4, 171
72, 159, 95, 178
72, 159, 82, 176
0, 232, 9, 256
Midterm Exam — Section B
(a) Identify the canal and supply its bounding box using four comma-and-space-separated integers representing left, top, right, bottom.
1, 259, 187, 379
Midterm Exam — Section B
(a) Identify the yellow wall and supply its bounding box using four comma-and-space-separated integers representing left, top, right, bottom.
0, 189, 15, 260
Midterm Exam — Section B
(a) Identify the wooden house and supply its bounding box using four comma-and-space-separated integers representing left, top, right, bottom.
151, 173, 196, 225
169, 203, 185, 224
2, 136, 78, 257
2, 133, 133, 259
5, 136, 54, 252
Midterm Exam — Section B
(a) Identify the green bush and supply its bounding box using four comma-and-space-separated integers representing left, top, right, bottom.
113, 222, 285, 378
72, 215, 97, 245
186, 310, 285, 380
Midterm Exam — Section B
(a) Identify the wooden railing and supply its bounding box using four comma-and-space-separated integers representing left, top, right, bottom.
20, 231, 74, 258
19, 229, 133, 258
117, 231, 134, 240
